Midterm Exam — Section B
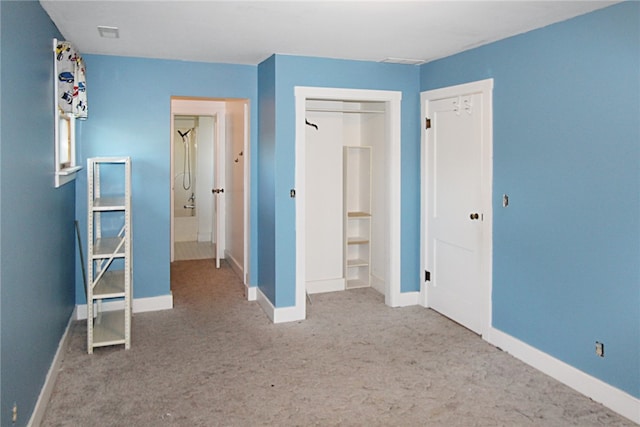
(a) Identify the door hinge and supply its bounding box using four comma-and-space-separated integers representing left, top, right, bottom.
425, 270, 431, 282
425, 118, 432, 129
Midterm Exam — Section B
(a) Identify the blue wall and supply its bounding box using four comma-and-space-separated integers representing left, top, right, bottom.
257, 56, 277, 303
420, 2, 639, 397
2, 3, 635, 424
0, 2, 76, 425
76, 55, 258, 303
257, 55, 421, 307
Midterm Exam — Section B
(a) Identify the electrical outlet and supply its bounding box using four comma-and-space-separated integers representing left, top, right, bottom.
12, 403, 17, 424
595, 341, 604, 357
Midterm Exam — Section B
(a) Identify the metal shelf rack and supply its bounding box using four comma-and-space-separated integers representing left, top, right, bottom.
86, 157, 132, 353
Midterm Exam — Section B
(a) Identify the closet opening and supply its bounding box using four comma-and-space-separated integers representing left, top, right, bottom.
294, 87, 402, 319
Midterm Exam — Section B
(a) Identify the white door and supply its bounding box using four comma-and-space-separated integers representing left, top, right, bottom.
213, 114, 226, 269
423, 80, 493, 335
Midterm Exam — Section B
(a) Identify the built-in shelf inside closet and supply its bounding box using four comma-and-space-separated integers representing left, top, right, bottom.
344, 145, 372, 289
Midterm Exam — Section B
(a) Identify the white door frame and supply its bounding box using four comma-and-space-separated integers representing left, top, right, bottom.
420, 78, 494, 336
242, 102, 250, 285
294, 86, 403, 321
170, 98, 227, 263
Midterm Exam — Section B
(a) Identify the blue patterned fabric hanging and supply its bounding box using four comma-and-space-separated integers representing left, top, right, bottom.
55, 41, 88, 119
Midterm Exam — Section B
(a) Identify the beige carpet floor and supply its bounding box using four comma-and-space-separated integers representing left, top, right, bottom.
41, 259, 634, 426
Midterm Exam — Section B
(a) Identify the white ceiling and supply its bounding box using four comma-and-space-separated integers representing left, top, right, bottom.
40, 1, 617, 66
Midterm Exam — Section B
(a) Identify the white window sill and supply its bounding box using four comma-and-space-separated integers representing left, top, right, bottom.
55, 166, 82, 187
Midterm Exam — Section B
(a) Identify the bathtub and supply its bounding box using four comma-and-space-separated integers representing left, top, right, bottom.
174, 211, 198, 242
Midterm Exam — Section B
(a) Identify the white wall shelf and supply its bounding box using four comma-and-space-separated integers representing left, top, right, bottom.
305, 99, 386, 115
306, 107, 385, 114
86, 157, 132, 353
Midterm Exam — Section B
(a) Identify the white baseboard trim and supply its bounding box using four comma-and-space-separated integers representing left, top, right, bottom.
306, 278, 345, 294
28, 313, 73, 427
486, 327, 640, 424
225, 250, 253, 300
256, 287, 276, 322
245, 284, 257, 301
370, 274, 385, 295
75, 294, 174, 320
225, 250, 244, 282
256, 287, 305, 324
389, 290, 420, 307
419, 284, 428, 307
133, 294, 174, 313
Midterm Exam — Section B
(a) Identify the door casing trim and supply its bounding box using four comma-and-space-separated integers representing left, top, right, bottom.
294, 86, 403, 321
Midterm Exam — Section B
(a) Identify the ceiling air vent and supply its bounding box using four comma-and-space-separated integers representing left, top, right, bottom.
97, 26, 119, 39
379, 57, 425, 65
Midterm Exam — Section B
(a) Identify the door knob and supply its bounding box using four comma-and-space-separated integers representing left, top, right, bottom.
469, 213, 479, 220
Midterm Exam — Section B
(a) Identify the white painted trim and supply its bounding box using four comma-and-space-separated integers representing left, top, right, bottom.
420, 78, 494, 335
75, 294, 173, 320
170, 98, 228, 264
294, 91, 309, 321
370, 274, 385, 295
243, 101, 251, 286
27, 313, 73, 427
256, 287, 276, 322
132, 294, 173, 313
256, 287, 305, 324
487, 328, 640, 424
273, 304, 306, 324
395, 291, 420, 307
245, 284, 257, 301
419, 87, 429, 310
225, 249, 244, 282
306, 278, 346, 294
294, 86, 403, 317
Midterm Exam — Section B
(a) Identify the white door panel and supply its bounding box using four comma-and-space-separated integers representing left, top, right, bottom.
213, 113, 226, 269
426, 92, 486, 334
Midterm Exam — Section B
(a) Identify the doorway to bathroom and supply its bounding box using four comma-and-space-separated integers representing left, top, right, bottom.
173, 114, 215, 260
170, 97, 250, 284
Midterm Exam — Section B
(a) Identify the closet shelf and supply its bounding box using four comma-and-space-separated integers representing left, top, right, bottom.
306, 107, 384, 114
346, 279, 370, 289
347, 258, 369, 267
344, 146, 372, 289
347, 237, 369, 245
347, 211, 371, 218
